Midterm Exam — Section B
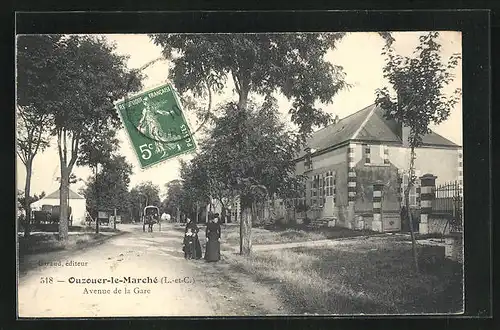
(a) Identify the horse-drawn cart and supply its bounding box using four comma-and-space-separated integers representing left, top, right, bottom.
142, 206, 161, 232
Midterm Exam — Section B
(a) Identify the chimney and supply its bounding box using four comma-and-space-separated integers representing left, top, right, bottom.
333, 114, 339, 125
401, 122, 410, 147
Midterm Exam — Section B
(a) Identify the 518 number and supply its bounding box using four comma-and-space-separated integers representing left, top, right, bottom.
40, 277, 53, 284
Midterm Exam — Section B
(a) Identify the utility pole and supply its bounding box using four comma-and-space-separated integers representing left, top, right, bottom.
138, 197, 142, 223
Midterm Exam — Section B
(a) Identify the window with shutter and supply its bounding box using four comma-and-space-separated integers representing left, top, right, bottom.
320, 174, 325, 206
325, 171, 333, 197
332, 173, 336, 204
310, 176, 319, 206
364, 144, 371, 164
383, 145, 389, 164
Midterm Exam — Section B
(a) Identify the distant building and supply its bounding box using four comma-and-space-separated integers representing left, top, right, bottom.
206, 197, 240, 224
31, 188, 87, 225
288, 103, 462, 231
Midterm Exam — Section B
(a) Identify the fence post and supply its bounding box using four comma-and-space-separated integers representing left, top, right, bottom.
457, 149, 463, 193
397, 169, 403, 206
347, 144, 356, 229
419, 174, 437, 235
372, 180, 384, 232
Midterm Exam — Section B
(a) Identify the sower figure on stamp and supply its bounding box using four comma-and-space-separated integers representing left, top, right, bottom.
205, 213, 221, 262
137, 96, 181, 157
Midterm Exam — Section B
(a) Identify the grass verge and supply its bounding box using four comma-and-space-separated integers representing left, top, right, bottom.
225, 240, 463, 314
171, 222, 381, 245
18, 230, 127, 275
222, 223, 380, 245
18, 229, 124, 256
22, 224, 117, 233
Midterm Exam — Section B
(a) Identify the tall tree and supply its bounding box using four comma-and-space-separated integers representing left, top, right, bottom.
179, 158, 212, 222
77, 126, 121, 233
162, 179, 184, 222
151, 33, 351, 254
127, 182, 161, 225
187, 98, 300, 254
375, 31, 461, 272
16, 106, 50, 237
189, 151, 235, 222
41, 35, 142, 240
128, 188, 142, 223
151, 33, 350, 135
81, 155, 133, 219
16, 35, 61, 237
133, 181, 162, 208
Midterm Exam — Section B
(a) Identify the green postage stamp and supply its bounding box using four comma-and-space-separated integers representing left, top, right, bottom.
115, 83, 196, 168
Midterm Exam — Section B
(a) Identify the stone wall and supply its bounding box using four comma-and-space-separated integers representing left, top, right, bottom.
354, 163, 400, 213
428, 215, 451, 235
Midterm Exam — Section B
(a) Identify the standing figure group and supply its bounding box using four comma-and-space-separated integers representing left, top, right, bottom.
182, 213, 221, 262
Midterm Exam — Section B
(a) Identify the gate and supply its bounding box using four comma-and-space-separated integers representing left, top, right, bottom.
354, 166, 401, 232
380, 187, 401, 232
433, 181, 463, 232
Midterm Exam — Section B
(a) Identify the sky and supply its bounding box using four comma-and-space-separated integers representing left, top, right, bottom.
16, 31, 462, 197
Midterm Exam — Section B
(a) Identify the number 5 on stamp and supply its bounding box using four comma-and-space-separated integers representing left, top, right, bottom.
115, 83, 196, 169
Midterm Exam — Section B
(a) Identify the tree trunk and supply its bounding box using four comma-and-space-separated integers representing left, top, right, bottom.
205, 203, 209, 223
57, 129, 79, 241
293, 199, 297, 224
251, 201, 258, 226
218, 199, 226, 224
95, 165, 100, 234
221, 206, 226, 224
407, 146, 419, 272
237, 85, 251, 256
240, 206, 252, 255
23, 159, 33, 237
58, 167, 70, 241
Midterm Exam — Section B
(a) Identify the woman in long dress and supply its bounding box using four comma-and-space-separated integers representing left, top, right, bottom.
205, 213, 221, 262
137, 96, 181, 157
184, 218, 202, 259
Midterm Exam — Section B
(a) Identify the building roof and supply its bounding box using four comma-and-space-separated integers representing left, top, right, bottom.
297, 103, 460, 159
45, 188, 85, 200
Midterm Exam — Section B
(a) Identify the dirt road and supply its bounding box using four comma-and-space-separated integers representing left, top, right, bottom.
17, 223, 288, 317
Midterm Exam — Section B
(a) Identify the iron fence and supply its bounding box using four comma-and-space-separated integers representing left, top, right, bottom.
432, 181, 463, 232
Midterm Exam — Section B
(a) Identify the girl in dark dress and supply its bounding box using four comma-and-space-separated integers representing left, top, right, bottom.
184, 218, 202, 259
204, 213, 221, 262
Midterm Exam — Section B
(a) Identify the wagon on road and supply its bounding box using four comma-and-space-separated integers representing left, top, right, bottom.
142, 206, 160, 232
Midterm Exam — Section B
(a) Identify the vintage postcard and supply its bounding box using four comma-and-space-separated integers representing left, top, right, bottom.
16, 31, 464, 317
